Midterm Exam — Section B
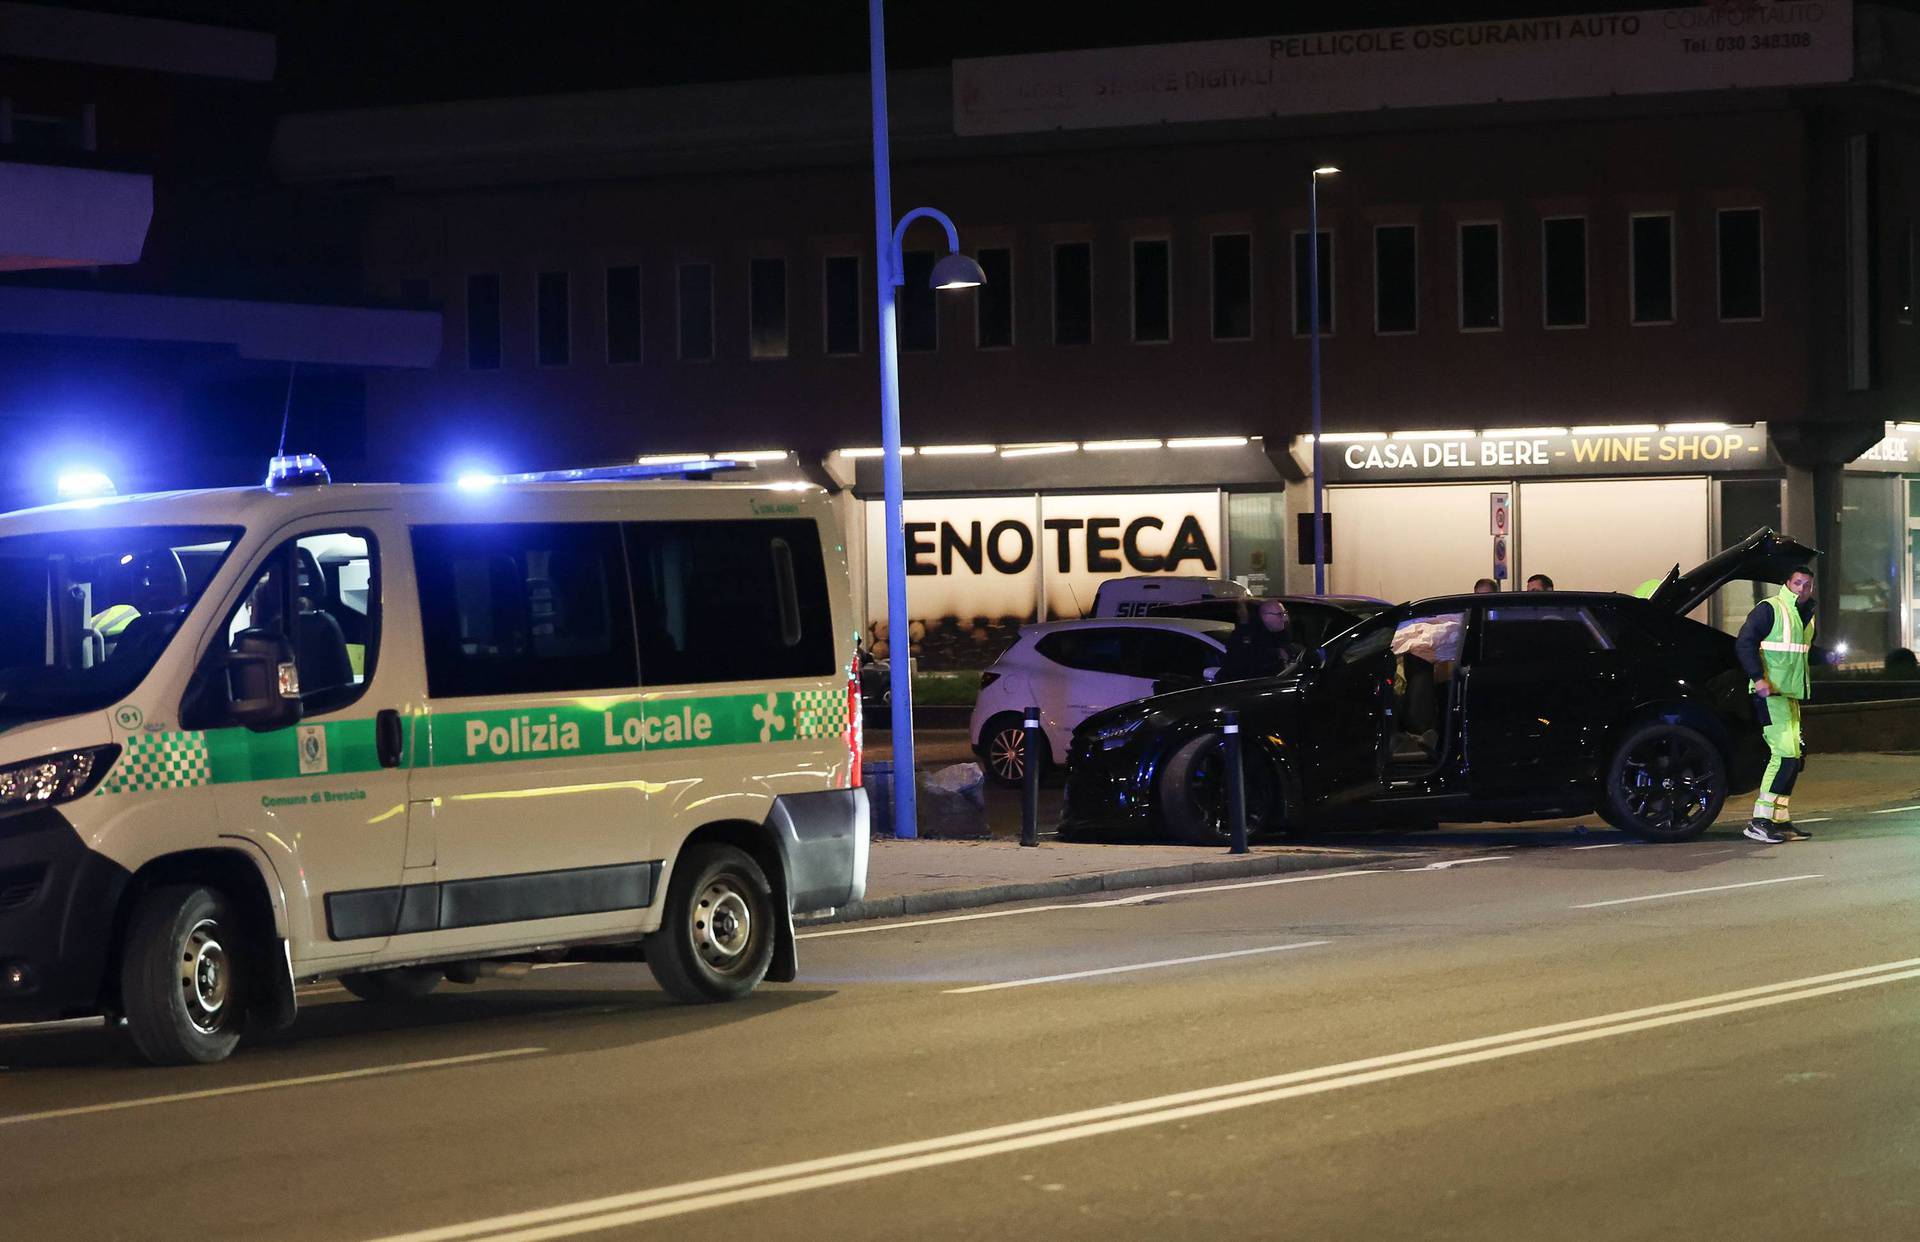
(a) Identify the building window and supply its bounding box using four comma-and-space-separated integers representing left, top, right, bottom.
1132, 239, 1171, 343
677, 263, 714, 361
901, 250, 937, 351
824, 255, 861, 355
399, 277, 430, 304
1901, 219, 1915, 325
1458, 223, 1501, 331
1053, 242, 1093, 345
1210, 234, 1252, 341
1631, 213, 1676, 325
976, 247, 1013, 348
1373, 225, 1417, 335
1716, 208, 1764, 322
1542, 216, 1588, 329
1291, 230, 1334, 336
605, 265, 642, 365
748, 257, 788, 359
466, 274, 501, 369
536, 271, 570, 367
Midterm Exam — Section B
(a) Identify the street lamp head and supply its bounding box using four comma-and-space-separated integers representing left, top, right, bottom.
1313, 165, 1341, 177
929, 250, 986, 290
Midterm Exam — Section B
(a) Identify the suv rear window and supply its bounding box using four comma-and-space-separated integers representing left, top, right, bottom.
1035, 628, 1132, 675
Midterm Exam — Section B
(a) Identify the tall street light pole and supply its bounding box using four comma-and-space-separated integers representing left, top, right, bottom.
1309, 165, 1339, 596
869, 0, 983, 839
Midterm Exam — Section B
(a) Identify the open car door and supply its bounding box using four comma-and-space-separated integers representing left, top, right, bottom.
1645, 527, 1820, 616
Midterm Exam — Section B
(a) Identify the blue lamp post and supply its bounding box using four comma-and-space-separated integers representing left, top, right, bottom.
1309, 165, 1339, 595
869, 0, 985, 839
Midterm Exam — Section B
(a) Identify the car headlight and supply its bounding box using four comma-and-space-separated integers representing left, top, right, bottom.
1089, 717, 1144, 751
0, 746, 119, 816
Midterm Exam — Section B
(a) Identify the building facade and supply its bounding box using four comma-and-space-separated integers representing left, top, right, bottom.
274, 3, 1920, 664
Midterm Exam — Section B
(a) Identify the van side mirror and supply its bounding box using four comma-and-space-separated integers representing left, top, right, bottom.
227, 629, 303, 731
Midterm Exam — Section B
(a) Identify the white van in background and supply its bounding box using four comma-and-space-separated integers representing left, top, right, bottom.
1090, 575, 1249, 618
0, 457, 866, 1063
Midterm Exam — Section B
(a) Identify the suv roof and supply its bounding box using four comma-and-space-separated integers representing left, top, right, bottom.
1019, 616, 1234, 639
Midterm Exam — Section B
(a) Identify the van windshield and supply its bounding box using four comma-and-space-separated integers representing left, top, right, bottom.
0, 526, 241, 727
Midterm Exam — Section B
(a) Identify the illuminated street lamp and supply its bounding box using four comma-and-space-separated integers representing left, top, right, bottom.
1310, 165, 1339, 595
869, 0, 984, 839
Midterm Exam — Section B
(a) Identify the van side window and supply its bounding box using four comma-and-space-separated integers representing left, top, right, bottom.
194, 530, 378, 723
626, 519, 834, 685
412, 523, 638, 697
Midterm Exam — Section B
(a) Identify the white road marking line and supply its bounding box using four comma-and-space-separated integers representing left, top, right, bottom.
1796, 817, 1832, 824
943, 941, 1330, 994
369, 959, 1920, 1242
1573, 874, 1823, 909
1413, 856, 1512, 870
797, 868, 1387, 939
1871, 804, 1920, 815
1571, 843, 1628, 850
0, 1047, 544, 1127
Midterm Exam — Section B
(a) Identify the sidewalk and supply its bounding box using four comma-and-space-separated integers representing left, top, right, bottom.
800, 750, 1920, 929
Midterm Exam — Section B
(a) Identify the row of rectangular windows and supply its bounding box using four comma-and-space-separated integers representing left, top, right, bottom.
436, 207, 1920, 370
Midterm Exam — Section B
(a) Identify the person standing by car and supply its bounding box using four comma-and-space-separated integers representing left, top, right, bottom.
1217, 599, 1301, 682
1473, 578, 1497, 594
1738, 566, 1841, 843
1525, 573, 1554, 591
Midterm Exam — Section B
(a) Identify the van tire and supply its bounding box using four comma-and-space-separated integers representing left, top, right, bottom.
340, 967, 442, 1003
648, 845, 776, 1003
120, 884, 247, 1065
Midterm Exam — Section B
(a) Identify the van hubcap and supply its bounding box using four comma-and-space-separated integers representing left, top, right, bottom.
693, 881, 753, 972
179, 919, 230, 1033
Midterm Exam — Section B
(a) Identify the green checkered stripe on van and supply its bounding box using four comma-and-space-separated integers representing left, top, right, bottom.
98, 731, 212, 794
790, 687, 849, 739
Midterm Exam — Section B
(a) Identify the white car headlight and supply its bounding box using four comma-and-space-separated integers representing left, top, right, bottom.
1090, 718, 1144, 751
0, 747, 118, 815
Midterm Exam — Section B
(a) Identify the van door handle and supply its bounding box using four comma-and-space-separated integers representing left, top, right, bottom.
376, 709, 405, 768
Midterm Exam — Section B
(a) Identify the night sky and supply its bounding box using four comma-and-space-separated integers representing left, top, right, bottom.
65, 0, 1913, 110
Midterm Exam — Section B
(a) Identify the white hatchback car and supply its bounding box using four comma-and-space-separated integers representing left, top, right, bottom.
970, 617, 1232, 785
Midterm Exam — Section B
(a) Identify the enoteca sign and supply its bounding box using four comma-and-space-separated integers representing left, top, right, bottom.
953, 4, 1851, 136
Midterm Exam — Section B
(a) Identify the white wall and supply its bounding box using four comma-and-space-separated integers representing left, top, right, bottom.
1515, 477, 1709, 594
1327, 483, 1510, 601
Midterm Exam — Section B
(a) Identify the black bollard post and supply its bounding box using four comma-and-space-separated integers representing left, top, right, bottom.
1223, 709, 1249, 855
1020, 705, 1041, 847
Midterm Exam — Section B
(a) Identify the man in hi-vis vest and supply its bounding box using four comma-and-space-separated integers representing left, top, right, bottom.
1736, 566, 1841, 843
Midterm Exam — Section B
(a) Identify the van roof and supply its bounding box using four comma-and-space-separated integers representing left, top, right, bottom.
0, 480, 830, 535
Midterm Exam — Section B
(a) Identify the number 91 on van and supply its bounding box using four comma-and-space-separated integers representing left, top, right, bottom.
0, 457, 869, 1065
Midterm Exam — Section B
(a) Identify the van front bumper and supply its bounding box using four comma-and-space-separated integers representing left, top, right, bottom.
0, 809, 129, 1024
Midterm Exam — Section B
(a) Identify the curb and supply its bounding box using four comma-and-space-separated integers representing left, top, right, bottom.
795, 848, 1415, 927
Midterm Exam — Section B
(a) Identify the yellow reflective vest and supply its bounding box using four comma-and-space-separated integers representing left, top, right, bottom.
1753, 585, 1813, 700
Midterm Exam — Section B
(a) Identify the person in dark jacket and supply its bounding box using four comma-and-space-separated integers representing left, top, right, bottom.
1217, 598, 1303, 682
1735, 566, 1842, 843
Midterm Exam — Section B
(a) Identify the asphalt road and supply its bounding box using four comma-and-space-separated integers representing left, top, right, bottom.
5, 807, 1919, 1241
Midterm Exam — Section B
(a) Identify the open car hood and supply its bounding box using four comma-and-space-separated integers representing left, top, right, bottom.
1645, 527, 1820, 616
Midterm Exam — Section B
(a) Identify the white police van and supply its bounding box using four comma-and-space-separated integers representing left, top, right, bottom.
0, 457, 867, 1063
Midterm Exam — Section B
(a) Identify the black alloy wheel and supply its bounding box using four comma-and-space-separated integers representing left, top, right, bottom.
982, 713, 1041, 788
1158, 733, 1285, 845
1601, 721, 1727, 842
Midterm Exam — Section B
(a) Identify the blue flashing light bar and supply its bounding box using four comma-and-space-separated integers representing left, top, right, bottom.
55, 468, 116, 499
467, 459, 741, 487
265, 453, 332, 487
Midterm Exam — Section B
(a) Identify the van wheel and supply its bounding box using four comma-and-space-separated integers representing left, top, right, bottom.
981, 712, 1045, 787
1158, 734, 1285, 845
648, 845, 776, 1003
120, 884, 248, 1065
1601, 721, 1726, 842
340, 967, 442, 1002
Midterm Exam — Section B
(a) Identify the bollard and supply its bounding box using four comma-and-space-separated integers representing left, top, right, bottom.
1222, 709, 1249, 854
1020, 705, 1041, 847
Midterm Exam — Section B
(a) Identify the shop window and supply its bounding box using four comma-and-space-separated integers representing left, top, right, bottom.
1132, 239, 1171, 343
1053, 242, 1093, 345
627, 519, 834, 685
466, 274, 501, 369
1228, 492, 1285, 595
1374, 225, 1417, 335
677, 263, 714, 361
749, 257, 788, 359
606, 265, 642, 365
1458, 223, 1501, 331
902, 250, 937, 351
1838, 473, 1900, 664
824, 256, 861, 355
1292, 230, 1335, 336
413, 523, 637, 698
1717, 209, 1764, 322
1542, 217, 1588, 328
976, 247, 1013, 348
1210, 234, 1252, 341
1631, 213, 1675, 325
1713, 479, 1783, 635
537, 271, 570, 367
